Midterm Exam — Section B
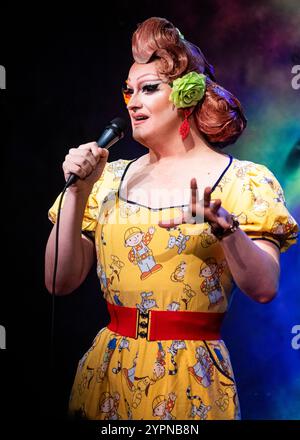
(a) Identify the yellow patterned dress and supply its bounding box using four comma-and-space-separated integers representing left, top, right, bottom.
49, 155, 298, 420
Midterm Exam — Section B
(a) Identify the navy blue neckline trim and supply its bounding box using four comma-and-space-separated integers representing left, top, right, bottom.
210, 154, 233, 192
117, 154, 233, 211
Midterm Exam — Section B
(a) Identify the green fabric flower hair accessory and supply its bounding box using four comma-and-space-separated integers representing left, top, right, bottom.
169, 71, 206, 108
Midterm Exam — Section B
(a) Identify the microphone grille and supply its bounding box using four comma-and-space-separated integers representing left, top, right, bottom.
110, 117, 127, 134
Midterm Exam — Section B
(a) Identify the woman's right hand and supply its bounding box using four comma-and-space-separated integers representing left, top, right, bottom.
62, 142, 109, 193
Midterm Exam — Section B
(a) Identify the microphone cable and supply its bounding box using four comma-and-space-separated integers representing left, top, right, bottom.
49, 117, 126, 371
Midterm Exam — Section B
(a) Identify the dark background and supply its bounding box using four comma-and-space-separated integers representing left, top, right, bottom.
1, 0, 299, 432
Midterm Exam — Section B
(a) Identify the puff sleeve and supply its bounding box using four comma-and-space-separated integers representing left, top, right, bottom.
229, 162, 298, 252
48, 161, 114, 236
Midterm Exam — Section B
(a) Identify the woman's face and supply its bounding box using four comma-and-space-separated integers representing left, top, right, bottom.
125, 61, 181, 146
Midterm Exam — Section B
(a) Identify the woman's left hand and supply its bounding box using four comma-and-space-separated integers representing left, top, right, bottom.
158, 178, 234, 230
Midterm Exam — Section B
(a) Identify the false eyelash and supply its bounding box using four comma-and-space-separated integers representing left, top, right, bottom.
142, 83, 160, 93
122, 84, 133, 95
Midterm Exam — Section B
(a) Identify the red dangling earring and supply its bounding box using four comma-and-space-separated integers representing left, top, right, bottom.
179, 108, 193, 140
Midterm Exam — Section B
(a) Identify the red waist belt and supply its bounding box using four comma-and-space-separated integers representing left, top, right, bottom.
106, 302, 225, 341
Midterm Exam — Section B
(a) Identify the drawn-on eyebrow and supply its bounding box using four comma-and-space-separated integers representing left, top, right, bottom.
126, 73, 162, 84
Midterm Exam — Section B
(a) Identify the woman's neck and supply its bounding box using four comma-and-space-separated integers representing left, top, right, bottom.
147, 129, 224, 165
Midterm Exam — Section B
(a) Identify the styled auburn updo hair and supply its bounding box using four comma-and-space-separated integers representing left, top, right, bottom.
132, 17, 247, 148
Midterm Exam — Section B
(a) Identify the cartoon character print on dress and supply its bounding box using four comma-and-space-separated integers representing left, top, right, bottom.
252, 195, 270, 217
259, 175, 285, 204
170, 261, 197, 310
188, 345, 214, 388
209, 343, 232, 379
199, 225, 218, 248
112, 361, 121, 374
170, 261, 187, 282
167, 301, 181, 311
96, 262, 109, 294
241, 180, 253, 194
136, 291, 159, 315
98, 190, 118, 227
102, 190, 118, 207
125, 226, 163, 280
166, 227, 190, 254
101, 230, 106, 246
107, 255, 125, 290
215, 176, 232, 193
119, 202, 140, 218
152, 392, 177, 420
215, 382, 238, 415
235, 162, 272, 217
271, 216, 296, 243
181, 284, 198, 310
107, 160, 130, 181
131, 376, 156, 409
186, 386, 212, 420
152, 342, 166, 382
167, 340, 187, 375
233, 161, 254, 180
95, 337, 118, 382
98, 391, 121, 420
122, 352, 138, 391
233, 161, 253, 193
236, 165, 255, 194
101, 207, 111, 225
77, 365, 95, 396
112, 338, 132, 374
111, 291, 123, 306
199, 258, 226, 309
118, 337, 130, 353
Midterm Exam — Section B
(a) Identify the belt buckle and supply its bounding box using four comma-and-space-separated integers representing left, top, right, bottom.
137, 309, 150, 340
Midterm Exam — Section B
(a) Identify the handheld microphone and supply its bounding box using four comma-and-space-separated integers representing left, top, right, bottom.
65, 117, 127, 188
